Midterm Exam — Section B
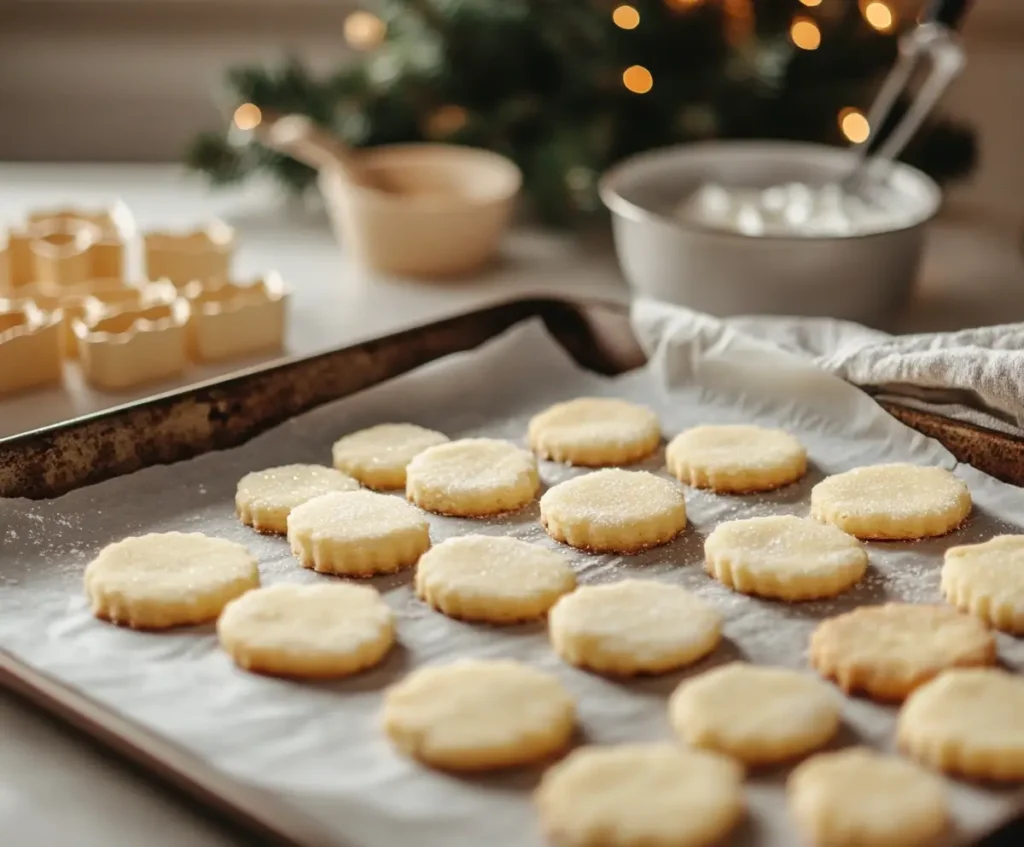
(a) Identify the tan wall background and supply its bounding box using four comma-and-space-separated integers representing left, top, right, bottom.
0, 0, 1021, 228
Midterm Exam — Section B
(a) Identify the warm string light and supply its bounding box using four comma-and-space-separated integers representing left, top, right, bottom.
839, 108, 871, 143
799, 0, 822, 6
863, 1, 895, 32
612, 4, 640, 30
344, 11, 387, 50
233, 103, 262, 131
790, 17, 821, 50
623, 65, 654, 94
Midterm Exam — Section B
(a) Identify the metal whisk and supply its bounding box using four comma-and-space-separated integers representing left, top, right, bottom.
843, 0, 972, 196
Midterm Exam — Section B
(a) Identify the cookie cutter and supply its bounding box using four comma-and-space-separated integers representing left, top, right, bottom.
1, 202, 134, 292
182, 273, 289, 363
0, 299, 63, 396
74, 299, 191, 391
143, 221, 235, 287
20, 278, 178, 359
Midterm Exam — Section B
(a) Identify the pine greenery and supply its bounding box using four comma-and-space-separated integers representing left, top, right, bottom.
185, 0, 975, 225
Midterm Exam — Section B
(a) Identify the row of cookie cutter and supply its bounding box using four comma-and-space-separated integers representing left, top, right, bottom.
1, 203, 236, 292
0, 274, 289, 396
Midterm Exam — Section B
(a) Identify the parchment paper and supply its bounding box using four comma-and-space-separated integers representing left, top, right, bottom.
3, 300, 1024, 846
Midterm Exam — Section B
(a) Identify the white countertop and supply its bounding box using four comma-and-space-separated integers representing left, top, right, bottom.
1, 163, 1023, 846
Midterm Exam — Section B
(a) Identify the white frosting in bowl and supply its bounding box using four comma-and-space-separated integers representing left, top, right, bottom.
676, 181, 918, 238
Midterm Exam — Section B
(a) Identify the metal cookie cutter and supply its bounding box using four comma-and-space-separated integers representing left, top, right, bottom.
844, 0, 971, 195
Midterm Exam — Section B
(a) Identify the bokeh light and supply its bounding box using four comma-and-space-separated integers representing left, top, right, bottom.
232, 103, 262, 131
623, 65, 654, 94
344, 11, 387, 50
790, 18, 822, 50
839, 107, 871, 143
612, 5, 641, 30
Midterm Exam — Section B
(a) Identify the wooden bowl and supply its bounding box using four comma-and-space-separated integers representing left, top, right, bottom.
319, 144, 522, 279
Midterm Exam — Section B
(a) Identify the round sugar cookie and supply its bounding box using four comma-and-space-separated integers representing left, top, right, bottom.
381, 659, 575, 771
331, 423, 449, 491
810, 603, 996, 702
704, 515, 867, 601
669, 662, 840, 765
286, 490, 430, 576
898, 668, 1024, 782
666, 424, 806, 493
942, 535, 1024, 634
540, 469, 686, 554
788, 748, 948, 847
405, 437, 540, 517
235, 464, 360, 534
527, 397, 661, 467
84, 532, 260, 630
415, 535, 576, 623
810, 463, 971, 540
535, 743, 744, 847
217, 582, 394, 678
548, 579, 720, 676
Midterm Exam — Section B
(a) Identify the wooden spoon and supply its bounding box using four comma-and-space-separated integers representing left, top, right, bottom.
256, 114, 383, 191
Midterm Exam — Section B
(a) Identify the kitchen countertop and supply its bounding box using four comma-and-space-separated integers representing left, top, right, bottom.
1, 163, 1023, 846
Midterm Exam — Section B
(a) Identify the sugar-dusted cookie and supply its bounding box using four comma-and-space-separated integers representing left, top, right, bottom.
235, 464, 360, 534
810, 603, 996, 701
540, 469, 686, 554
704, 515, 866, 602
810, 463, 971, 540
405, 437, 540, 517
218, 582, 394, 678
381, 659, 575, 771
331, 423, 449, 491
898, 668, 1024, 782
548, 579, 720, 676
788, 748, 948, 847
535, 743, 744, 847
669, 662, 840, 765
665, 424, 806, 493
942, 535, 1024, 634
527, 397, 661, 467
84, 532, 260, 630
287, 490, 430, 576
415, 535, 576, 624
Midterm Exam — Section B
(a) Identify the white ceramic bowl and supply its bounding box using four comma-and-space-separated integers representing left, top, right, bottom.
599, 141, 941, 328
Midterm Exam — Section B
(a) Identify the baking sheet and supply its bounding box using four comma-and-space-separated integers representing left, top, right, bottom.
2, 301, 1024, 846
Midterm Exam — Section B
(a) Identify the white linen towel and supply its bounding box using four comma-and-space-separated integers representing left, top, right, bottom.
632, 298, 1024, 437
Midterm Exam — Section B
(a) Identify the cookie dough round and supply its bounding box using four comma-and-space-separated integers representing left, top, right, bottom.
898, 668, 1024, 782
704, 515, 867, 601
331, 423, 449, 491
84, 532, 260, 630
405, 438, 540, 517
535, 743, 744, 847
235, 464, 360, 534
666, 424, 806, 493
942, 535, 1024, 634
540, 469, 686, 554
810, 463, 971, 540
788, 748, 948, 847
810, 603, 996, 702
381, 659, 575, 771
527, 397, 661, 467
287, 490, 430, 576
415, 535, 576, 623
217, 582, 394, 678
548, 579, 720, 676
669, 662, 840, 765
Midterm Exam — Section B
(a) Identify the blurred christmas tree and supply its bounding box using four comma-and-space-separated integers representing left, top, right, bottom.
186, 0, 975, 225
